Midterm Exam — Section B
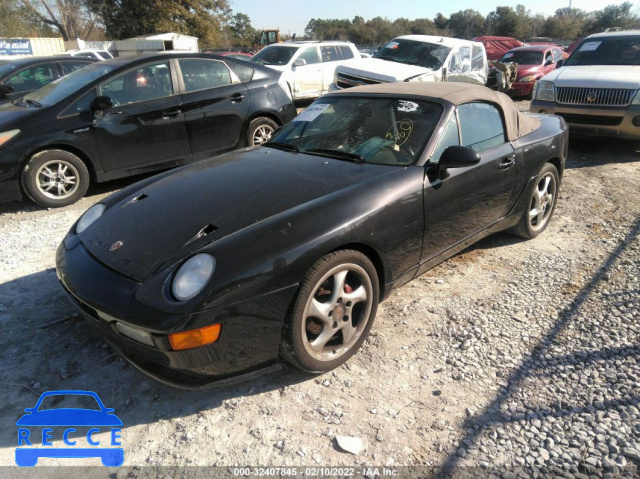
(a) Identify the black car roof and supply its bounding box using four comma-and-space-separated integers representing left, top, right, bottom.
0, 55, 95, 68
99, 52, 278, 77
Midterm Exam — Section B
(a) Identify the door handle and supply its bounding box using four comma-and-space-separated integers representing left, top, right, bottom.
498, 156, 516, 169
162, 109, 181, 119
230, 93, 244, 102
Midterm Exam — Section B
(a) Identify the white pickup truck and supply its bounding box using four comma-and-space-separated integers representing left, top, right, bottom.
332, 35, 488, 90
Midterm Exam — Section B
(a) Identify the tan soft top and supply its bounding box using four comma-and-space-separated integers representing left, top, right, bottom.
329, 82, 541, 142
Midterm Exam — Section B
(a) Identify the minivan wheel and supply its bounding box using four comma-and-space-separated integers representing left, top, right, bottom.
22, 149, 90, 208
245, 117, 278, 146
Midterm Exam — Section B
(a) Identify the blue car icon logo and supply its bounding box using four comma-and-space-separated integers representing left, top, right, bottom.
16, 390, 123, 467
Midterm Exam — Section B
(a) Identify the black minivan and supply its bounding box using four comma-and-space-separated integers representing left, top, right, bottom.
0, 53, 296, 207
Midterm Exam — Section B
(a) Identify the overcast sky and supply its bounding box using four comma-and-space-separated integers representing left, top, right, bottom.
230, 0, 637, 37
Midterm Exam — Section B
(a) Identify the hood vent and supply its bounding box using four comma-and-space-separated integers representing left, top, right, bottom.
184, 224, 218, 247
123, 193, 148, 207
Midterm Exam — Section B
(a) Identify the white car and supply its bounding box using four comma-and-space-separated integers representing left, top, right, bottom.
530, 30, 640, 139
251, 41, 361, 100
332, 35, 488, 90
57, 49, 114, 61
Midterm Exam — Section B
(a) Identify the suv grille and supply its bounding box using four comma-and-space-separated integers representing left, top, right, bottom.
336, 72, 383, 89
556, 87, 637, 107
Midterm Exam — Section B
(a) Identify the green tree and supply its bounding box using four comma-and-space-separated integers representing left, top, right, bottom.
229, 12, 256, 48
0, 0, 55, 37
93, 0, 231, 46
447, 9, 485, 39
21, 0, 101, 40
588, 2, 639, 33
543, 8, 589, 38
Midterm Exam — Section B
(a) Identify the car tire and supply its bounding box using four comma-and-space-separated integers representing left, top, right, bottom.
22, 149, 90, 208
509, 162, 559, 239
245, 117, 278, 146
280, 249, 379, 373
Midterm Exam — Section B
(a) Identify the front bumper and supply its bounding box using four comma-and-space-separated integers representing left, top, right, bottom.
530, 100, 640, 139
56, 239, 297, 388
509, 81, 534, 97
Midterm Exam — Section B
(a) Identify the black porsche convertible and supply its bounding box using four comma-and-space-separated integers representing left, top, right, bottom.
56, 83, 568, 388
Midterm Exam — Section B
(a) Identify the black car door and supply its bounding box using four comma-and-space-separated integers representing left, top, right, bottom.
418, 102, 516, 274
176, 58, 250, 156
91, 60, 191, 173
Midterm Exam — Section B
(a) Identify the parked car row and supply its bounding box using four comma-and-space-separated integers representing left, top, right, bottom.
0, 53, 295, 207
1, 30, 638, 211
0, 35, 590, 390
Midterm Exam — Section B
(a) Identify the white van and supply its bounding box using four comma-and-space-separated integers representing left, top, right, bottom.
252, 41, 361, 100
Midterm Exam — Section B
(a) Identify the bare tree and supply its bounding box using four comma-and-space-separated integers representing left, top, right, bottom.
20, 0, 104, 40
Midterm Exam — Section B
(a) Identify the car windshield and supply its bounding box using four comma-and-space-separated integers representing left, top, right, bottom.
252, 46, 298, 66
270, 96, 443, 166
374, 39, 451, 70
23, 62, 117, 107
37, 394, 101, 411
500, 50, 544, 65
565, 35, 640, 66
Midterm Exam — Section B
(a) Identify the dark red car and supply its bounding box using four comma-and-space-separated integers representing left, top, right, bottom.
500, 45, 565, 99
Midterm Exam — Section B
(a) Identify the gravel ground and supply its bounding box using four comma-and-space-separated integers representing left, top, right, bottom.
0, 100, 639, 477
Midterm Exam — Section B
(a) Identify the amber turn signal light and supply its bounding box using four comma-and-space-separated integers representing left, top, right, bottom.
168, 324, 221, 351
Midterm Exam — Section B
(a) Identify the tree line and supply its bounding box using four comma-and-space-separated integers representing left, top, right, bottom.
0, 0, 258, 49
1, 0, 639, 49
305, 3, 640, 44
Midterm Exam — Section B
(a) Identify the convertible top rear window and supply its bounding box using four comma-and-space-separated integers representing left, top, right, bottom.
272, 96, 443, 166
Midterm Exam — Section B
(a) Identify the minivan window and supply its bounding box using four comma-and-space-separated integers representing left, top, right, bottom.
298, 47, 320, 65
340, 46, 355, 60
252, 46, 298, 66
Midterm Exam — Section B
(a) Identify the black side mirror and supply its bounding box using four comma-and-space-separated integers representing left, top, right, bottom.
90, 95, 114, 111
556, 59, 564, 68
0, 84, 14, 99
545, 58, 554, 66
437, 146, 481, 180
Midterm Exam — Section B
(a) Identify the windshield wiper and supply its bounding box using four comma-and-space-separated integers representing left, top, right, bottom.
264, 140, 299, 152
305, 148, 366, 163
24, 99, 42, 108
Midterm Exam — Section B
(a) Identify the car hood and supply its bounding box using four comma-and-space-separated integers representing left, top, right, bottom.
516, 65, 544, 77
542, 65, 640, 89
337, 58, 436, 82
80, 147, 401, 282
